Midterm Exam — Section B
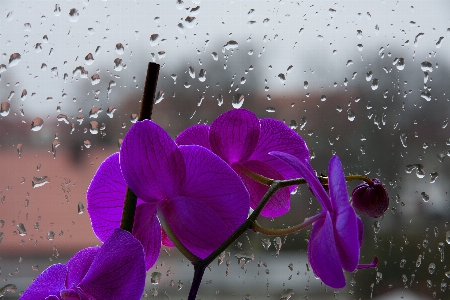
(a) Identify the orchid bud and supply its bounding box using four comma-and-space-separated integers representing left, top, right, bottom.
351, 178, 389, 218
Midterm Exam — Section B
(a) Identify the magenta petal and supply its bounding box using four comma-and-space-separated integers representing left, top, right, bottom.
65, 246, 100, 289
269, 151, 332, 211
250, 118, 309, 191
78, 228, 146, 300
161, 196, 232, 259
87, 153, 126, 242
209, 109, 260, 164
132, 203, 161, 270
240, 160, 290, 217
161, 228, 175, 247
175, 124, 211, 150
179, 145, 250, 231
328, 156, 359, 272
308, 212, 346, 289
357, 217, 364, 247
19, 264, 68, 300
120, 120, 185, 201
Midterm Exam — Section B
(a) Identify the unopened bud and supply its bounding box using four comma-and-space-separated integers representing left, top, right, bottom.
352, 178, 389, 218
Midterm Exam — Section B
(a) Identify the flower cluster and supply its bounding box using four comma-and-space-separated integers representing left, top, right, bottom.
22, 109, 388, 299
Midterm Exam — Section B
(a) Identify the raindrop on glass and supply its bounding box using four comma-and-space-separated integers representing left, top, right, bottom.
69, 8, 79, 22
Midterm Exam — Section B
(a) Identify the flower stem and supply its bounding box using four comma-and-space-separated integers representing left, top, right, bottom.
120, 62, 160, 233
252, 212, 325, 236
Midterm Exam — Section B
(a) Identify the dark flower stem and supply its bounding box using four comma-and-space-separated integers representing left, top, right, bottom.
120, 62, 160, 233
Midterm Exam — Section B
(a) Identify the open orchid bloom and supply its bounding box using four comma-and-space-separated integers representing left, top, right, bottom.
176, 109, 309, 218
270, 152, 376, 289
20, 229, 145, 300
87, 120, 250, 270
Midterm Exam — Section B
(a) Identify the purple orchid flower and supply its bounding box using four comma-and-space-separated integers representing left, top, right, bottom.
20, 228, 145, 300
87, 120, 250, 270
175, 109, 309, 218
270, 152, 376, 289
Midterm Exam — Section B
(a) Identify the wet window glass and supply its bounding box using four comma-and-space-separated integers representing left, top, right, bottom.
1, 1, 450, 299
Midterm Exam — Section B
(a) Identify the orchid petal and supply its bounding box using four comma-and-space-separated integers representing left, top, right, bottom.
328, 156, 359, 272
65, 247, 99, 289
308, 212, 346, 289
161, 228, 175, 247
132, 203, 161, 270
120, 120, 185, 201
250, 118, 309, 191
269, 151, 332, 211
357, 217, 364, 247
175, 124, 211, 150
209, 109, 260, 164
19, 264, 67, 300
78, 229, 146, 300
160, 196, 232, 259
179, 145, 250, 231
87, 153, 126, 242
239, 160, 290, 217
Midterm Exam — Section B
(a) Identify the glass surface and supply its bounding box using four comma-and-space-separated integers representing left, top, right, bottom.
1, 0, 449, 299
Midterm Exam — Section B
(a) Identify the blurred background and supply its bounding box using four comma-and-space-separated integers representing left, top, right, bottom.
1, 0, 450, 299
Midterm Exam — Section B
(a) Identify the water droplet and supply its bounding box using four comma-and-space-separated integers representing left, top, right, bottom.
151, 272, 162, 284
188, 66, 195, 78
23, 23, 32, 32
428, 263, 436, 274
54, 4, 61, 16
175, 0, 184, 10
217, 94, 224, 106
436, 36, 444, 48
0, 102, 10, 117
211, 52, 218, 61
357, 44, 364, 51
85, 53, 94, 65
17, 223, 27, 236
89, 107, 102, 118
184, 16, 196, 28
83, 140, 91, 149
150, 34, 160, 46
46, 231, 55, 240
113, 58, 126, 71
56, 114, 69, 125
198, 69, 206, 82
177, 22, 185, 34
6, 11, 14, 21
235, 252, 254, 269
366, 71, 373, 81
266, 107, 275, 113
420, 61, 433, 72
430, 172, 438, 183
0, 64, 7, 74
405, 164, 425, 178
17, 144, 22, 158
90, 74, 100, 85
115, 43, 124, 55
400, 133, 407, 147
320, 95, 327, 101
155, 91, 164, 104
90, 121, 99, 134
232, 93, 244, 108
8, 53, 21, 67
347, 108, 355, 121
278, 73, 286, 84
69, 8, 79, 22
421, 191, 429, 202
356, 29, 363, 39
32, 176, 50, 188
78, 202, 85, 214
280, 289, 294, 300
400, 259, 406, 268
396, 58, 405, 70
414, 32, 424, 47
223, 40, 239, 51
371, 78, 379, 90
31, 117, 44, 131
